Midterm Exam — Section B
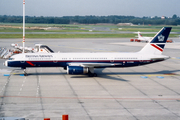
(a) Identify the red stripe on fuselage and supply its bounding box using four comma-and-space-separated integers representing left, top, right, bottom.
26, 61, 35, 66
151, 44, 163, 52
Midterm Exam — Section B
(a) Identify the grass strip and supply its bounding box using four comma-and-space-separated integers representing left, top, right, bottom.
0, 34, 177, 38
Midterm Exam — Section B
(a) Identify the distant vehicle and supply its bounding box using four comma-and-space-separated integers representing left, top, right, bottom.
130, 31, 173, 43
4, 27, 171, 77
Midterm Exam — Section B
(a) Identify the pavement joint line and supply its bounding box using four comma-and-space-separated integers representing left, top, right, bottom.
35, 69, 45, 118
0, 69, 14, 112
0, 95, 179, 100
94, 70, 139, 120
59, 68, 93, 120
8, 73, 180, 76
145, 65, 180, 117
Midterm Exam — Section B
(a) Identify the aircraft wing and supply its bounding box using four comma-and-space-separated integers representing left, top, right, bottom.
68, 62, 121, 67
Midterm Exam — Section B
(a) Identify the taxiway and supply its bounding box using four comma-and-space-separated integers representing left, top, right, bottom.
0, 38, 180, 120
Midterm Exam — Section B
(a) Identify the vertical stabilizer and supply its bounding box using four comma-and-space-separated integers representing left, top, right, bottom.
138, 31, 143, 38
139, 27, 172, 55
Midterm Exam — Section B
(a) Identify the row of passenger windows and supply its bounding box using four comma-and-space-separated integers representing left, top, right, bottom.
62, 58, 108, 60
115, 58, 138, 59
62, 58, 138, 60
28, 58, 51, 60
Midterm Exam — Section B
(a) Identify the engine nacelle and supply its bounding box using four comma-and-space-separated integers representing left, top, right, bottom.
67, 66, 88, 75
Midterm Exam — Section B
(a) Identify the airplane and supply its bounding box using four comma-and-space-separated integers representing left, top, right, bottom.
4, 27, 172, 77
131, 31, 173, 43
136, 31, 153, 42
130, 31, 153, 42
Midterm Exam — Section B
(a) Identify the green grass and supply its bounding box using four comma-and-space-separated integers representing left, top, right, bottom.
113, 26, 180, 32
0, 23, 179, 38
0, 34, 178, 38
0, 23, 180, 32
0, 28, 94, 32
1, 26, 179, 33
0, 23, 79, 28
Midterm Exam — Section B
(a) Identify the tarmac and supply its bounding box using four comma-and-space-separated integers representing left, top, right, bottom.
0, 32, 180, 34
0, 38, 180, 120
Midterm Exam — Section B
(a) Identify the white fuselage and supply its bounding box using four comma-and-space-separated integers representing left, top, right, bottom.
4, 52, 169, 69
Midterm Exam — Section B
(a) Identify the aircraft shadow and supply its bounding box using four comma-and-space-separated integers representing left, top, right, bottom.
13, 69, 180, 82
99, 70, 180, 75
71, 75, 128, 82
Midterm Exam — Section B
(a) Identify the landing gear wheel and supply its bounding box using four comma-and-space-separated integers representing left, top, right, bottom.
24, 73, 28, 76
88, 73, 97, 77
93, 73, 97, 77
88, 74, 93, 77
88, 67, 97, 77
23, 69, 28, 76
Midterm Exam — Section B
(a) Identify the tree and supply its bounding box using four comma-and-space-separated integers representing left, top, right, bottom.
172, 14, 177, 19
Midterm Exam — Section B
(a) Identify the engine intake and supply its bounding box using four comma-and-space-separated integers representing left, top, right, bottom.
67, 66, 88, 74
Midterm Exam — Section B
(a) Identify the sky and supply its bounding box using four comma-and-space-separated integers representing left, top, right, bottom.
0, 0, 180, 17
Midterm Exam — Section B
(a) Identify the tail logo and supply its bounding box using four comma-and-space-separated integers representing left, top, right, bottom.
158, 34, 165, 41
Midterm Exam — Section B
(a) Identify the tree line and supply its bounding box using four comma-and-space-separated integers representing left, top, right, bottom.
0, 15, 180, 25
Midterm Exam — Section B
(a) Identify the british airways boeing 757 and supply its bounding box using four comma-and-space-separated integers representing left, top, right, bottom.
4, 27, 172, 77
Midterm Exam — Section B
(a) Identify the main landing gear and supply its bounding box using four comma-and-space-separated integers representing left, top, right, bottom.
88, 73, 97, 77
88, 67, 97, 77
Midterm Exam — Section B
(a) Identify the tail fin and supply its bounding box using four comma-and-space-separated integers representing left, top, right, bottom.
139, 27, 172, 55
138, 31, 143, 38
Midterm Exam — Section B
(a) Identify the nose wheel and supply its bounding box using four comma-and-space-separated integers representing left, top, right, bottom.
24, 69, 28, 76
22, 67, 28, 76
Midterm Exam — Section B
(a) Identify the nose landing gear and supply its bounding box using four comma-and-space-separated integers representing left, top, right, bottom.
21, 67, 28, 76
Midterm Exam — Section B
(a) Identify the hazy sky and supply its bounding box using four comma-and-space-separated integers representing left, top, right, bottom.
0, 0, 179, 17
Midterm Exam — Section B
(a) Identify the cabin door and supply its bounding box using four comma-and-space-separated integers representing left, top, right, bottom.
53, 56, 58, 63
110, 57, 114, 63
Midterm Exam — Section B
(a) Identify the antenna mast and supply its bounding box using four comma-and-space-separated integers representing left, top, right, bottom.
23, 0, 25, 53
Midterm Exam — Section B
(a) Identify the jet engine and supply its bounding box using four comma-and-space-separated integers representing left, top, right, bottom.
67, 66, 88, 74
